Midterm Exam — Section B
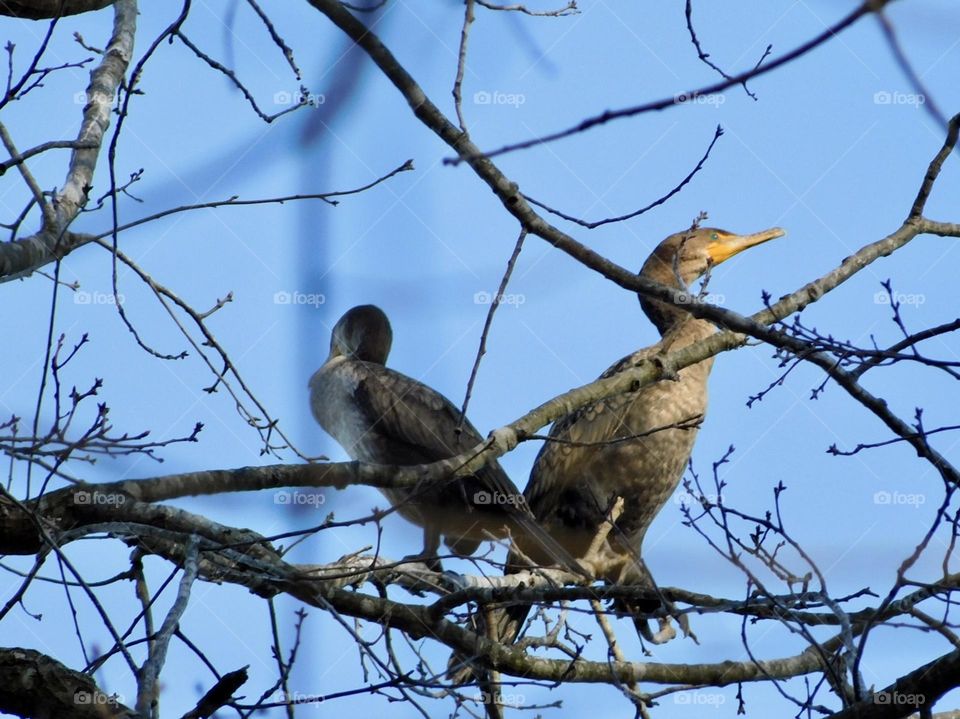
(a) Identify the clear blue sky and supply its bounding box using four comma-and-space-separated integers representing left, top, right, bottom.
1, 1, 959, 716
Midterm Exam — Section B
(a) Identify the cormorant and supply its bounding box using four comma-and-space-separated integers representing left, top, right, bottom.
309, 304, 576, 570
521, 226, 785, 586
451, 225, 785, 689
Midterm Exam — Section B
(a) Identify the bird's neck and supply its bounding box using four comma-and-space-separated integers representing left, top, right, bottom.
637, 266, 703, 336
639, 296, 688, 336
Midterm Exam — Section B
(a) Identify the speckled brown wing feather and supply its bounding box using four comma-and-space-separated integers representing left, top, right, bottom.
522, 319, 715, 567
523, 342, 659, 525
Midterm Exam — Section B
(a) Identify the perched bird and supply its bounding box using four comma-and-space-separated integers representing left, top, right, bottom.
518, 226, 784, 633
309, 304, 577, 570
451, 225, 785, 687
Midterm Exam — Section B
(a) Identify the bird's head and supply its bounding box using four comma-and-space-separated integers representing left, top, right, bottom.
641, 226, 785, 288
328, 304, 393, 364
638, 226, 785, 333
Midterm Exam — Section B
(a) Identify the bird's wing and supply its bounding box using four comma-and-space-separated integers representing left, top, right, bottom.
353, 362, 587, 573
351, 362, 522, 499
525, 343, 659, 513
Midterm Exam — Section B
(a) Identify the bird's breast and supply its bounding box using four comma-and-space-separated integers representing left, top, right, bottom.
532, 361, 711, 553
308, 359, 381, 461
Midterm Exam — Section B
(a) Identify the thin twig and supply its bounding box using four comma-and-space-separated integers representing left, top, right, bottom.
458, 228, 527, 431
524, 126, 723, 228
453, 0, 475, 133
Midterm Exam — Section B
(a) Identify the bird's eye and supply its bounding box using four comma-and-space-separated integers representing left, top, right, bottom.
710, 232, 718, 241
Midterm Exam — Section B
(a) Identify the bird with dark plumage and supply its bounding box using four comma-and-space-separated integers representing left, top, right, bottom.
460, 225, 786, 675
309, 304, 577, 570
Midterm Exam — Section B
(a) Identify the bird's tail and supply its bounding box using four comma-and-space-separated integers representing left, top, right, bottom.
445, 521, 584, 718
446, 599, 529, 685
612, 558, 694, 645
446, 599, 531, 719
612, 595, 677, 644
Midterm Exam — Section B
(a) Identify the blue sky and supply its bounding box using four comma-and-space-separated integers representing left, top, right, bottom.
2, 1, 959, 716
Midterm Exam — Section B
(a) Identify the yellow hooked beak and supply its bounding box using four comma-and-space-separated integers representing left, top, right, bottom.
706, 227, 786, 265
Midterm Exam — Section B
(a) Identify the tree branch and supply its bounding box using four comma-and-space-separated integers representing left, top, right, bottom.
0, 0, 136, 281
0, 647, 136, 718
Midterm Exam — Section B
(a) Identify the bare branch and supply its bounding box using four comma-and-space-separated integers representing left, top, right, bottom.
524, 125, 723, 228
684, 0, 770, 100
475, 0, 578, 17
136, 537, 200, 716
0, 0, 136, 281
458, 228, 527, 429
444, 0, 883, 162
0, 647, 136, 718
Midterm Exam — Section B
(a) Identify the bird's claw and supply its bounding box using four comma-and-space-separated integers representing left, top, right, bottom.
640, 616, 677, 645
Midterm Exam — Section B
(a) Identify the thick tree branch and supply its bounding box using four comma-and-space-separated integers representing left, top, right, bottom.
825, 648, 960, 719
0, 647, 136, 718
0, 0, 135, 282
49, 503, 833, 688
